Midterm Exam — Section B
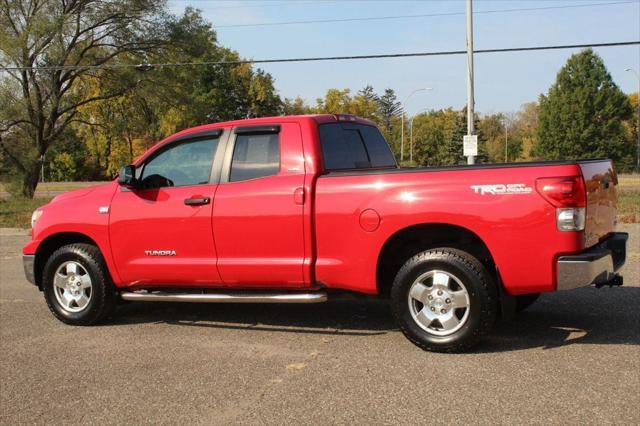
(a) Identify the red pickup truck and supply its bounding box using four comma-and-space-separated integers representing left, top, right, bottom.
23, 114, 627, 352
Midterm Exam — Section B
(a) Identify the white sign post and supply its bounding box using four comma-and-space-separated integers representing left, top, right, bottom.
463, 135, 478, 157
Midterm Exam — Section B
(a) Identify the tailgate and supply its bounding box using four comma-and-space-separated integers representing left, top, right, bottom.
579, 160, 617, 247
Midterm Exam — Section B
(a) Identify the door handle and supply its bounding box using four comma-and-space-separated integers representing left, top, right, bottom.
184, 197, 210, 206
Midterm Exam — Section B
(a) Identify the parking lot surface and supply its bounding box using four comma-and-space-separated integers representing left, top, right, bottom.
1, 225, 639, 424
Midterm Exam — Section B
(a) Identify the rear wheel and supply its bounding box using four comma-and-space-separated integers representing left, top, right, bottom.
42, 244, 116, 325
391, 248, 497, 352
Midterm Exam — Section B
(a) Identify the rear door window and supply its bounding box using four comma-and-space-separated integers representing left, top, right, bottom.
229, 133, 280, 182
319, 123, 396, 171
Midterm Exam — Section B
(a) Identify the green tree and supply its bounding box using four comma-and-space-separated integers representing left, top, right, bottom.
0, 0, 165, 197
248, 69, 282, 118
536, 49, 632, 167
351, 85, 379, 120
439, 108, 486, 165
283, 97, 313, 115
150, 9, 282, 128
478, 113, 522, 163
513, 102, 539, 161
410, 108, 457, 166
479, 113, 506, 163
377, 89, 402, 135
49, 152, 76, 182
315, 88, 353, 113
623, 92, 638, 171
69, 7, 283, 177
440, 110, 467, 165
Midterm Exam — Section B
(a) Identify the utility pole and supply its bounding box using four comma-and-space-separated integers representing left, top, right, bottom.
465, 0, 476, 165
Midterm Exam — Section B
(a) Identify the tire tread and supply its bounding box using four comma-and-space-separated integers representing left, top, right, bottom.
43, 243, 115, 326
391, 248, 497, 353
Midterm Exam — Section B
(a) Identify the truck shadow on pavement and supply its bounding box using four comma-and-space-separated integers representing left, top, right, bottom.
484, 286, 640, 352
111, 286, 640, 351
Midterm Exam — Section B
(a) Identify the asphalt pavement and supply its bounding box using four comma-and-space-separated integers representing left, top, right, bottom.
1, 224, 639, 424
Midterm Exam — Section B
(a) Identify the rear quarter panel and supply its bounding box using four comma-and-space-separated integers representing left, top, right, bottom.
314, 164, 585, 295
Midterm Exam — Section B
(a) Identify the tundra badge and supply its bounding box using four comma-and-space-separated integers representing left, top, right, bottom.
144, 250, 177, 256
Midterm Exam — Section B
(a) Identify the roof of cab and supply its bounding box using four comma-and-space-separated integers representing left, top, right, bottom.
138, 114, 376, 163
168, 114, 375, 139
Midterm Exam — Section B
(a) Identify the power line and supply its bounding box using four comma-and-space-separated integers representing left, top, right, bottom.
3, 41, 638, 72
169, 0, 338, 9
214, 1, 637, 28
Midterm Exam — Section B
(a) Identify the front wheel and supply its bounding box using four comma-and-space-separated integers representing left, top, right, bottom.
391, 248, 498, 353
42, 243, 116, 325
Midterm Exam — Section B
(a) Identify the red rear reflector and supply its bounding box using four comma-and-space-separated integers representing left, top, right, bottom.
535, 176, 586, 208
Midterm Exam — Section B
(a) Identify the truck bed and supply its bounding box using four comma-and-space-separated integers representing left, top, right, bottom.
314, 158, 617, 295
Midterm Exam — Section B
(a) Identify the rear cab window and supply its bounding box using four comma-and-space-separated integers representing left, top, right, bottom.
229, 129, 280, 182
318, 123, 397, 172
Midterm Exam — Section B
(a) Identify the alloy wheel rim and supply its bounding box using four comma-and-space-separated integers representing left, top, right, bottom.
53, 261, 92, 313
407, 269, 471, 336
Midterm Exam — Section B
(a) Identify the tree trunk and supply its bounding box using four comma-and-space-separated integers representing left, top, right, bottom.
21, 160, 41, 198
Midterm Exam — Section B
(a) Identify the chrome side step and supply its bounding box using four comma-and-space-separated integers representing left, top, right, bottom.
120, 291, 328, 304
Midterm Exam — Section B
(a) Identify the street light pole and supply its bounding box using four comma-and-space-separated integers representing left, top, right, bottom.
465, 0, 475, 165
625, 68, 640, 171
401, 88, 431, 162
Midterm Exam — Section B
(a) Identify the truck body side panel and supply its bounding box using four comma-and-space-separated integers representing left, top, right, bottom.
313, 164, 585, 295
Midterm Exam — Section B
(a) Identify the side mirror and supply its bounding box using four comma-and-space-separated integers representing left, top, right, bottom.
118, 165, 137, 188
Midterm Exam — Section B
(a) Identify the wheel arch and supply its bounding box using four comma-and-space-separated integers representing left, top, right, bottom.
376, 223, 498, 298
34, 232, 102, 289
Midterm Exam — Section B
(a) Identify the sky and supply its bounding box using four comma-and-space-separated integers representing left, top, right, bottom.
166, 0, 640, 115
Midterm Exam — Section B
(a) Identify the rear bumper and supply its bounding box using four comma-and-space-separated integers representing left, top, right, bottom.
23, 254, 36, 286
556, 232, 628, 291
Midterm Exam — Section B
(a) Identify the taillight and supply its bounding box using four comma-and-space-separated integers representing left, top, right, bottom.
536, 176, 586, 232
535, 176, 586, 208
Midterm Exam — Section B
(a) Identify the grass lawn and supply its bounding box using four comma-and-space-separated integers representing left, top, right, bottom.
617, 189, 640, 224
0, 197, 54, 228
0, 181, 106, 194
617, 173, 640, 188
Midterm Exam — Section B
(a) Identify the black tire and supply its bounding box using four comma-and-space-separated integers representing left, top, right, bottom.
515, 293, 541, 313
42, 243, 116, 325
390, 248, 498, 353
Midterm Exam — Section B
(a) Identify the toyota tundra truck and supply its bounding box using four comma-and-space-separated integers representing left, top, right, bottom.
23, 114, 628, 352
